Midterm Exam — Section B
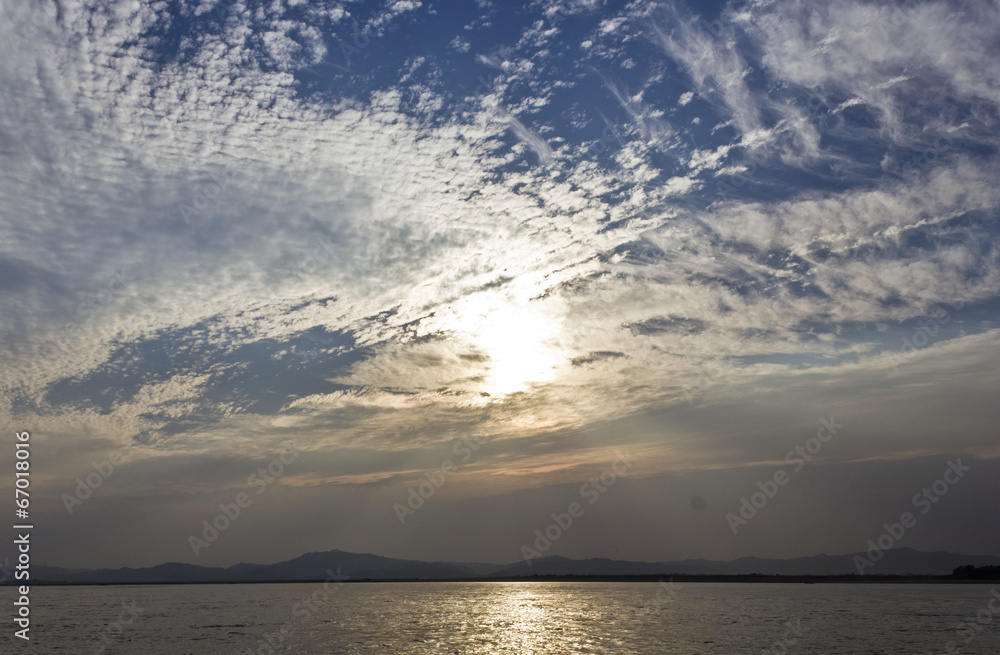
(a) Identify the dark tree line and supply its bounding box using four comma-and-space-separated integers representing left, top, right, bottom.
952, 565, 1000, 579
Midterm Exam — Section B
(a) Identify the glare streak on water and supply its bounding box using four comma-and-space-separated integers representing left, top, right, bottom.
12, 582, 1000, 654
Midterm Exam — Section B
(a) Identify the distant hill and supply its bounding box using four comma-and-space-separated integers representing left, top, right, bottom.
492, 548, 1000, 577
25, 551, 506, 584
15, 547, 1000, 584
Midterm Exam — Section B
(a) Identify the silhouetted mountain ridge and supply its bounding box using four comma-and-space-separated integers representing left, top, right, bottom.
19, 547, 1000, 584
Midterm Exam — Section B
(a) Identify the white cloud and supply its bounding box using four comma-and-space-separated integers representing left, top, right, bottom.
1, 0, 998, 490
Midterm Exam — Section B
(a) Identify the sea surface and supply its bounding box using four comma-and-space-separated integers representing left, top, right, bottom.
9, 582, 1000, 654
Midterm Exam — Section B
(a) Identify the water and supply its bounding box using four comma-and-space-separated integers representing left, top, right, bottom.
10, 582, 999, 654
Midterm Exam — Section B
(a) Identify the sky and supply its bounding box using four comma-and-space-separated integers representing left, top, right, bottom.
1, 0, 999, 570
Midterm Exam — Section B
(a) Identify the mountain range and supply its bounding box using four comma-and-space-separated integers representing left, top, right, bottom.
17, 547, 1000, 584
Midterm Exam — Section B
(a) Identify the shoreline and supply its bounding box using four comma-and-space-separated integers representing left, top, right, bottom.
5, 574, 998, 587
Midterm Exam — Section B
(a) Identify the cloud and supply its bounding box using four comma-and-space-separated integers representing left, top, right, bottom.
1, 0, 999, 566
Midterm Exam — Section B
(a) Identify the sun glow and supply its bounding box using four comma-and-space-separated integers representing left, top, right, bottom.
477, 304, 562, 394
441, 294, 564, 395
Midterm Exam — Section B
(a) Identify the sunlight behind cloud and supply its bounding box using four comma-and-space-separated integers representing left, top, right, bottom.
478, 303, 563, 395
438, 294, 564, 396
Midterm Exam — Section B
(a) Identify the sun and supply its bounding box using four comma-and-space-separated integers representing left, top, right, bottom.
440, 294, 564, 396
475, 304, 562, 394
